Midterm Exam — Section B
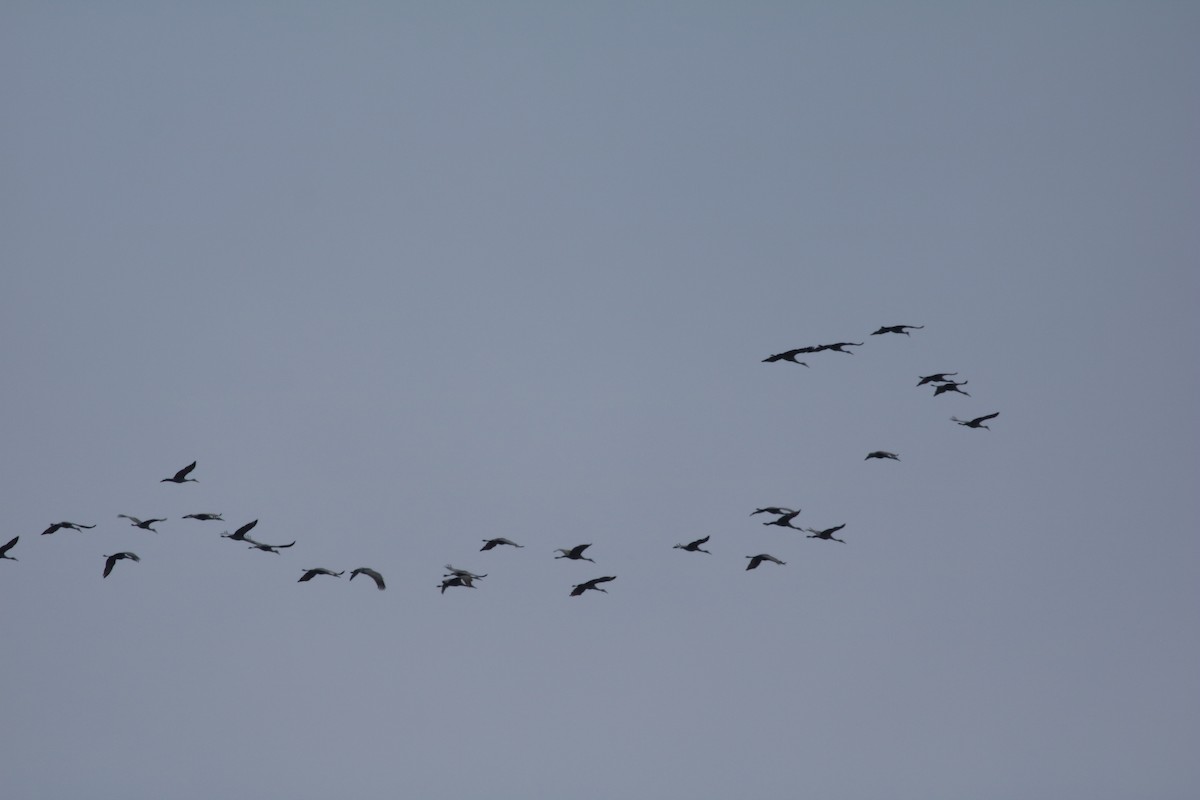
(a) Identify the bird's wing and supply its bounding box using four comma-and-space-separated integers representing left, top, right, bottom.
0, 536, 18, 555
103, 555, 117, 577
235, 519, 259, 537
117, 514, 140, 524
977, 412, 1000, 422
571, 544, 592, 556
829, 524, 846, 533
692, 535, 711, 546
593, 576, 616, 584
173, 461, 197, 480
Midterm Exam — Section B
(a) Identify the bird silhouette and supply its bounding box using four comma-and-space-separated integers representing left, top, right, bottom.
871, 325, 924, 336
554, 544, 595, 562
220, 520, 258, 541
750, 506, 796, 517
761, 349, 810, 366
933, 380, 970, 396
117, 514, 167, 532
439, 575, 476, 593
952, 412, 1000, 429
762, 510, 802, 529
182, 513, 223, 521
816, 342, 863, 354
571, 576, 616, 596
102, 552, 140, 578
865, 451, 900, 461
480, 537, 524, 551
160, 461, 198, 483
0, 536, 18, 561
246, 538, 295, 554
745, 553, 786, 570
673, 535, 712, 554
41, 521, 95, 535
805, 524, 847, 543
916, 372, 957, 386
298, 568, 343, 582
349, 567, 386, 590
443, 565, 487, 581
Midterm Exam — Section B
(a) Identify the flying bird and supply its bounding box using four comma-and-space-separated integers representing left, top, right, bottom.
0, 536, 18, 561
443, 565, 487, 581
871, 324, 924, 336
349, 567, 386, 590
439, 575, 476, 593
41, 521, 95, 535
805, 524, 847, 543
221, 520, 259, 541
745, 553, 786, 570
102, 551, 140, 578
761, 349, 810, 366
117, 514, 167, 532
865, 451, 900, 461
916, 372, 958, 386
673, 535, 711, 554
816, 341, 863, 354
750, 506, 796, 517
298, 567, 344, 582
554, 544, 595, 562
952, 412, 1000, 429
161, 461, 198, 483
182, 513, 223, 521
933, 380, 971, 397
762, 510, 802, 529
480, 537, 524, 551
246, 538, 295, 554
571, 576, 616, 596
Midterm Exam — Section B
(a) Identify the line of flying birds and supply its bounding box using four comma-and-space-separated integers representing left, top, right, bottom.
4, 324, 999, 592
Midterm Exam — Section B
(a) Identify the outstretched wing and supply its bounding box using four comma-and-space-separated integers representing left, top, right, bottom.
976, 412, 1000, 423
172, 461, 197, 480
0, 536, 18, 556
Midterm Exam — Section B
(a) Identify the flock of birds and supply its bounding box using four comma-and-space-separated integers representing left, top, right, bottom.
2, 324, 999, 595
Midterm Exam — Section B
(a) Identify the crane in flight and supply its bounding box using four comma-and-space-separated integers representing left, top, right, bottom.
745, 554, 786, 570
102, 552, 140, 578
815, 341, 863, 354
298, 568, 343, 582
0, 536, 18, 561
865, 451, 900, 461
761, 349, 810, 366
805, 524, 847, 543
221, 520, 258, 541
871, 324, 924, 336
916, 372, 957, 386
480, 537, 523, 551
933, 380, 970, 397
41, 521, 95, 535
762, 510, 803, 529
750, 506, 796, 517
160, 461, 198, 483
952, 412, 1000, 429
349, 567, 386, 590
182, 513, 223, 521
444, 565, 487, 581
117, 514, 167, 532
673, 535, 711, 554
571, 576, 616, 596
246, 538, 295, 554
554, 543, 595, 562
440, 575, 476, 593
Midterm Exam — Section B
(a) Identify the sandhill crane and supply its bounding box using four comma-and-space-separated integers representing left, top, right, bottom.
349, 567, 386, 590
805, 524, 847, 543
571, 576, 616, 596
182, 513, 223, 521
443, 565, 487, 581
762, 510, 802, 529
480, 537, 524, 551
871, 324, 924, 336
102, 552, 140, 578
816, 342, 863, 354
952, 412, 1000, 429
554, 544, 595, 562
745, 553, 786, 570
674, 535, 711, 553
917, 372, 957, 386
246, 538, 295, 554
117, 514, 167, 532
761, 349, 810, 366
0, 536, 18, 561
440, 575, 476, 593
161, 461, 198, 483
298, 567, 343, 582
41, 521, 96, 535
865, 451, 900, 461
933, 381, 970, 397
750, 506, 797, 517
220, 520, 258, 541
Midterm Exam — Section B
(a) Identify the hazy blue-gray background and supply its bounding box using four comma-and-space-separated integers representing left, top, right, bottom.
3, 4, 1197, 798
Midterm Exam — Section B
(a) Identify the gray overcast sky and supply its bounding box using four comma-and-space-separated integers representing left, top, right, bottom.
2, 4, 1197, 799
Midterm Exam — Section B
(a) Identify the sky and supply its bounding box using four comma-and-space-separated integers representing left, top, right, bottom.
2, 3, 1198, 798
